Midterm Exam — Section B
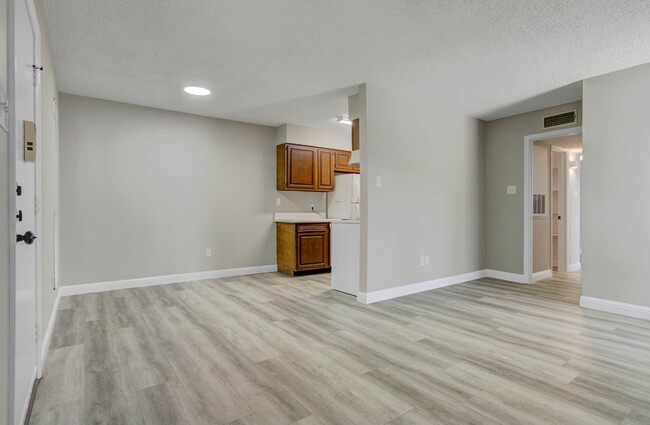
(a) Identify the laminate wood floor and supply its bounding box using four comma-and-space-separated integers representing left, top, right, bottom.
31, 271, 650, 425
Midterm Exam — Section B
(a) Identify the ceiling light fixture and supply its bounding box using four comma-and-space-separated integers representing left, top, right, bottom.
337, 115, 352, 125
184, 86, 211, 96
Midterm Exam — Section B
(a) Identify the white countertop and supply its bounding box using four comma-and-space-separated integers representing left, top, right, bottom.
274, 212, 334, 223
273, 213, 360, 224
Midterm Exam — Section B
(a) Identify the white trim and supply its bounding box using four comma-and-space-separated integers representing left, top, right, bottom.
59, 265, 278, 297
485, 269, 528, 284
580, 296, 650, 321
524, 126, 582, 284
39, 289, 60, 370
532, 269, 553, 282
568, 262, 582, 272
356, 270, 487, 304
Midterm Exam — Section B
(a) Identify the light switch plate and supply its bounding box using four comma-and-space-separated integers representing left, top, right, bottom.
376, 176, 382, 188
507, 185, 516, 195
205, 248, 212, 258
276, 198, 281, 206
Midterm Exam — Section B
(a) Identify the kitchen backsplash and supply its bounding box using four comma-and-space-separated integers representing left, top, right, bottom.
274, 191, 327, 213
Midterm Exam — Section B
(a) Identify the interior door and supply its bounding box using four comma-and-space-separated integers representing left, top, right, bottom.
12, 0, 39, 423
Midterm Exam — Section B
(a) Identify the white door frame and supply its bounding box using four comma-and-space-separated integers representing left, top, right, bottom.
524, 126, 581, 284
550, 147, 568, 273
8, 0, 42, 423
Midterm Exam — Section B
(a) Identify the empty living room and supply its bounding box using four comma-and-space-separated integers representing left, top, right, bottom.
2, 1, 650, 424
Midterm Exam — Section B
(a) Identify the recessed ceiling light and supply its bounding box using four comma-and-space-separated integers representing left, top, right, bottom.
184, 86, 211, 96
337, 115, 352, 125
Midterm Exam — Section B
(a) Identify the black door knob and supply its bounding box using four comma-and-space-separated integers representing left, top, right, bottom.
17, 231, 37, 245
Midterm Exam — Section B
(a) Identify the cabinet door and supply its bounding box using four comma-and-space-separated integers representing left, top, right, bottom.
286, 145, 317, 190
296, 232, 330, 270
317, 149, 335, 191
333, 150, 353, 173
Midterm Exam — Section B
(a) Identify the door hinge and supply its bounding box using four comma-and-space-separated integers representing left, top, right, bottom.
35, 324, 39, 342
33, 65, 42, 88
34, 196, 40, 214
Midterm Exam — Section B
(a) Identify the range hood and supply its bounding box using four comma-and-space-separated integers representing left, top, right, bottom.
348, 150, 360, 165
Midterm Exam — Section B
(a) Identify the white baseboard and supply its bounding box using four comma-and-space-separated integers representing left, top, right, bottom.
19, 366, 38, 425
485, 269, 528, 284
59, 265, 278, 297
40, 289, 61, 372
357, 270, 487, 304
532, 269, 553, 282
568, 262, 582, 272
580, 296, 650, 321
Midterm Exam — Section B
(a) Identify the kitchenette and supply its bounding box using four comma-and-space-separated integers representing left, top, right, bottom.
274, 120, 361, 296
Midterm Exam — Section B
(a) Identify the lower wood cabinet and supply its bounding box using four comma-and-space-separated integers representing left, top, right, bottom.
277, 222, 331, 275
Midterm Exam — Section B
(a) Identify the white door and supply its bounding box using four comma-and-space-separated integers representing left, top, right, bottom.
12, 0, 40, 423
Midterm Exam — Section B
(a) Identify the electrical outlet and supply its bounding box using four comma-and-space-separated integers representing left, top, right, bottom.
420, 255, 425, 266
276, 197, 281, 206
425, 255, 430, 265
507, 185, 516, 195
376, 176, 382, 188
205, 248, 212, 258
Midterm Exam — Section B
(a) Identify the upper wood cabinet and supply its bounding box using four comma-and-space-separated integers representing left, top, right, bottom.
277, 143, 358, 192
333, 150, 359, 173
277, 144, 318, 191
317, 149, 335, 191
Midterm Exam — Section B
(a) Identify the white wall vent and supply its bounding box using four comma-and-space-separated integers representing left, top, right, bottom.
543, 110, 577, 129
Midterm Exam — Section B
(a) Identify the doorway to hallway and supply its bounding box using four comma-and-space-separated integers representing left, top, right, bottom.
531, 134, 582, 284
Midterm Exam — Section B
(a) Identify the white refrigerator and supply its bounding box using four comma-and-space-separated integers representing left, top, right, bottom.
327, 174, 360, 220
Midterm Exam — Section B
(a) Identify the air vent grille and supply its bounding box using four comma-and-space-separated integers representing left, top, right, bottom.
543, 110, 577, 129
533, 194, 546, 215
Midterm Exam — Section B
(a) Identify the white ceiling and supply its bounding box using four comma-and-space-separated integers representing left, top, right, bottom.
43, 0, 650, 132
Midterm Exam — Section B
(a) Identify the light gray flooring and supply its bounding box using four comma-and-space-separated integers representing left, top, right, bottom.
30, 271, 650, 425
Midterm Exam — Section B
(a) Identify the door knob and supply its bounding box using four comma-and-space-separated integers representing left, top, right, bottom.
17, 231, 37, 245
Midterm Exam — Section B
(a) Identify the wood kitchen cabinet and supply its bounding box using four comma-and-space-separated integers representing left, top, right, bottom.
277, 143, 358, 192
317, 149, 335, 190
277, 222, 331, 275
277, 144, 318, 191
333, 150, 359, 173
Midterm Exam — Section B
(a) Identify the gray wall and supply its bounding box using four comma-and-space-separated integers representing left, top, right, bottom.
582, 63, 650, 307
35, 0, 59, 355
0, 0, 8, 420
59, 94, 285, 285
532, 142, 550, 273
359, 84, 486, 293
276, 123, 350, 150
0, 125, 8, 425
485, 101, 582, 274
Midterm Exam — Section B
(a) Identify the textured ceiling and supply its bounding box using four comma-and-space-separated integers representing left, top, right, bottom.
43, 0, 650, 132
